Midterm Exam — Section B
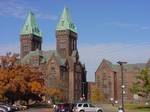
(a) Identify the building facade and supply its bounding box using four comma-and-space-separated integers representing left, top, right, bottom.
95, 59, 146, 103
20, 7, 87, 103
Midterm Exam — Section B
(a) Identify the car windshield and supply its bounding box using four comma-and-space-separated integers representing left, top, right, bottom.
78, 104, 82, 107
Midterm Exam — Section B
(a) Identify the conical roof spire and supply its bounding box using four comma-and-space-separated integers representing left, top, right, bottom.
56, 7, 77, 33
20, 11, 42, 37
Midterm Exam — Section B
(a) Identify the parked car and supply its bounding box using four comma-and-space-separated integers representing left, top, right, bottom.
12, 104, 27, 110
117, 107, 124, 112
54, 103, 74, 112
11, 104, 21, 111
73, 102, 103, 112
0, 104, 14, 112
0, 106, 8, 112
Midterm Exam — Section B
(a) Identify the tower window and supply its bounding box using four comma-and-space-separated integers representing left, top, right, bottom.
69, 23, 74, 29
26, 25, 28, 30
35, 28, 37, 32
60, 39, 66, 48
51, 67, 56, 73
61, 21, 64, 26
60, 42, 65, 48
23, 44, 29, 51
37, 28, 39, 32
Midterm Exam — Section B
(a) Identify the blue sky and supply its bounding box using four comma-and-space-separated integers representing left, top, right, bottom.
1, 0, 150, 81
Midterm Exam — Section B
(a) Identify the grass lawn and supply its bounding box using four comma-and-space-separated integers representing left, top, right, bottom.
125, 103, 150, 112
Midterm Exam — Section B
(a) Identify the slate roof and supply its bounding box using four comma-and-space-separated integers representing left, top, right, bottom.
21, 49, 66, 66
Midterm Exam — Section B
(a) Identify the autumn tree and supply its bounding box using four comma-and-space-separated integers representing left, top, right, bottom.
91, 86, 104, 104
46, 79, 66, 104
0, 53, 45, 104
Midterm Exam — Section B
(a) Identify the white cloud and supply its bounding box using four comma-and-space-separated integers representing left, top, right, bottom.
1, 42, 150, 81
0, 0, 57, 20
107, 22, 150, 31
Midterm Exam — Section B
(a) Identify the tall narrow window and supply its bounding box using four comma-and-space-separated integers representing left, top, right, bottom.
26, 25, 28, 30
60, 39, 66, 48
61, 21, 64, 26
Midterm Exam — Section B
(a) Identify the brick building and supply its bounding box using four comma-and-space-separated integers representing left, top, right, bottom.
95, 59, 146, 102
20, 7, 87, 103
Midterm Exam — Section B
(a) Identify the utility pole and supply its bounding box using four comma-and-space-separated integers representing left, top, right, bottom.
117, 61, 127, 112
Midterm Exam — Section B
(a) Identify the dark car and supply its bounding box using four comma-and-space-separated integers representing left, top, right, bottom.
56, 103, 72, 112
11, 105, 20, 111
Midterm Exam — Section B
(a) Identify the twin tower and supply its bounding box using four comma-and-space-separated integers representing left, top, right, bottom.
19, 7, 87, 102
20, 7, 78, 59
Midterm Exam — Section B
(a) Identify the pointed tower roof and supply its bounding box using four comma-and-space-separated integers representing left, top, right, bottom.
56, 7, 77, 33
20, 11, 42, 37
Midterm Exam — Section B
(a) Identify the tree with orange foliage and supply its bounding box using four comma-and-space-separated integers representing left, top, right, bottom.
0, 53, 45, 104
46, 79, 66, 104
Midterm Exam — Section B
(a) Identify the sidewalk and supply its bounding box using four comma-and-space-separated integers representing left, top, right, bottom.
19, 108, 53, 112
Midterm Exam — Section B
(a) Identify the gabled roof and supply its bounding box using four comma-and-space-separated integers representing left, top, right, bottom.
56, 7, 77, 33
96, 59, 113, 73
20, 11, 42, 37
50, 53, 66, 66
102, 59, 113, 69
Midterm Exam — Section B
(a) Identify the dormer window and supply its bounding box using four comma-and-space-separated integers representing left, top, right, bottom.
61, 21, 64, 26
26, 25, 28, 30
37, 28, 38, 32
69, 23, 75, 29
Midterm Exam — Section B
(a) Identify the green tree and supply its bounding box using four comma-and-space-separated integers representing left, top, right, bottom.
131, 68, 150, 101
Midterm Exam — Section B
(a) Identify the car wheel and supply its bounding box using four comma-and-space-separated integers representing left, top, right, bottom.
97, 110, 102, 112
80, 110, 84, 112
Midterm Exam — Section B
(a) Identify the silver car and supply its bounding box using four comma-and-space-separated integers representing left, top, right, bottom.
73, 102, 103, 112
0, 106, 7, 112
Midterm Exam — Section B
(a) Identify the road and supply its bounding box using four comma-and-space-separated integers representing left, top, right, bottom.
19, 104, 118, 112
19, 104, 142, 112
19, 108, 51, 112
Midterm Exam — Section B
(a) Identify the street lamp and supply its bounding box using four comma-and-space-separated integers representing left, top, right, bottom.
82, 82, 86, 100
115, 100, 118, 104
110, 98, 114, 106
117, 61, 127, 112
